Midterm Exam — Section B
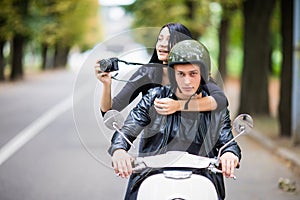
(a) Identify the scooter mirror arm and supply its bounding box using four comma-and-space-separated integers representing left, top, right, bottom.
112, 122, 136, 149
215, 128, 245, 166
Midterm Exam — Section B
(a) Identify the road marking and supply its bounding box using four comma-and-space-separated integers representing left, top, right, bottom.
0, 96, 73, 166
0, 80, 91, 166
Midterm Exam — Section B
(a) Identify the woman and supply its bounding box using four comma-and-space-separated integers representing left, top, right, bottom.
95, 23, 227, 116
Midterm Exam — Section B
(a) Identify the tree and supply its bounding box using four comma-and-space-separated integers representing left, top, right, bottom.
239, 0, 276, 115
31, 0, 58, 70
218, 13, 230, 79
278, 0, 293, 137
0, 0, 13, 81
125, 0, 212, 39
0, 0, 101, 80
0, 40, 5, 81
33, 0, 100, 69
0, 0, 30, 81
217, 0, 241, 79
10, 0, 31, 81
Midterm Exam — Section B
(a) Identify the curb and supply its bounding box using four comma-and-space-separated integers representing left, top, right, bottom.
248, 129, 300, 176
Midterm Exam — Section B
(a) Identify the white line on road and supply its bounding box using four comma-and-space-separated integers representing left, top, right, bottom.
0, 96, 73, 166
0, 80, 92, 166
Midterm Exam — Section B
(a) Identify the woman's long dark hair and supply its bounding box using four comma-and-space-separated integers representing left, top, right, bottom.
149, 23, 194, 64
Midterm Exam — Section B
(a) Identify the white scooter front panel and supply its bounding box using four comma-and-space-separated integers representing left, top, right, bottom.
137, 173, 218, 200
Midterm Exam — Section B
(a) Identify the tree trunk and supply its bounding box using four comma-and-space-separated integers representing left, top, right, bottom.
185, 0, 200, 39
218, 18, 229, 79
9, 0, 29, 81
0, 40, 5, 81
10, 35, 24, 81
239, 0, 275, 115
279, 0, 293, 137
54, 44, 69, 68
41, 43, 48, 70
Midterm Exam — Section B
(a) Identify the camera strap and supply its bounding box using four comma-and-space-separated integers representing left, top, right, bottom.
112, 72, 146, 83
117, 59, 145, 66
111, 73, 133, 82
110, 59, 146, 83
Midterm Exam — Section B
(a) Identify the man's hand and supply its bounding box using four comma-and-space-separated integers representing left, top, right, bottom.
111, 149, 133, 179
220, 152, 239, 178
154, 98, 180, 115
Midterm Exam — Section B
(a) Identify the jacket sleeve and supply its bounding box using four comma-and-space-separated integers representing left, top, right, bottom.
108, 87, 163, 155
216, 109, 242, 161
203, 79, 228, 111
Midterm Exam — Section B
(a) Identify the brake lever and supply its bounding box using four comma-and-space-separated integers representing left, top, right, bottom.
209, 164, 237, 180
132, 159, 147, 173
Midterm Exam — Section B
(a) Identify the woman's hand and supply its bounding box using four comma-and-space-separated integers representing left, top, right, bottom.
220, 152, 239, 178
154, 98, 180, 115
111, 149, 133, 179
95, 61, 112, 85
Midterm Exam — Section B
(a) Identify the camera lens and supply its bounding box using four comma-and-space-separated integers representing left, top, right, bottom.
99, 59, 112, 72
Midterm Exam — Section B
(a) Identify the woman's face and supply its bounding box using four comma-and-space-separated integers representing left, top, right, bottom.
156, 27, 170, 64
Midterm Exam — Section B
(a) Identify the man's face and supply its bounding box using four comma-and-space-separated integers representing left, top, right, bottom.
174, 63, 201, 99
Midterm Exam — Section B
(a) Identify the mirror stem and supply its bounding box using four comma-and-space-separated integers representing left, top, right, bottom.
112, 122, 136, 148
216, 129, 245, 165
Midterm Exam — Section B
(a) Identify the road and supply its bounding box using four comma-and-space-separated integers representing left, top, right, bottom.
0, 68, 299, 200
0, 69, 127, 200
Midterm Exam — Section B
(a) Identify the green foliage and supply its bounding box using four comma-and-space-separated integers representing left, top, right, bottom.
0, 0, 14, 40
0, 0, 101, 50
227, 9, 243, 77
31, 0, 101, 50
228, 8, 243, 46
0, 0, 102, 77
122, 0, 216, 56
124, 0, 212, 38
0, 0, 32, 40
227, 47, 243, 76
269, 0, 282, 77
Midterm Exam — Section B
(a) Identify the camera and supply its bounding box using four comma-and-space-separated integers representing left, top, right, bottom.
98, 57, 119, 72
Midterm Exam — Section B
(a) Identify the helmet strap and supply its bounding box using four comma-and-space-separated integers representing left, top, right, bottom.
184, 93, 196, 110
183, 85, 202, 110
177, 86, 182, 93
195, 85, 202, 95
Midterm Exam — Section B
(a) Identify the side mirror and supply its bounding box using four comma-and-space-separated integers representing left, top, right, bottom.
103, 110, 124, 130
233, 114, 254, 135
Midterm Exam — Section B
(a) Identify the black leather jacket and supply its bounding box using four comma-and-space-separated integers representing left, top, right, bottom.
108, 85, 241, 200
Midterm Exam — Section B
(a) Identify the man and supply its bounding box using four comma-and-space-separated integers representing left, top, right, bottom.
108, 40, 241, 200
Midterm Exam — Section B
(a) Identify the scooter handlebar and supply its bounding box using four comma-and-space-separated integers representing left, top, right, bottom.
132, 151, 237, 179
132, 151, 217, 172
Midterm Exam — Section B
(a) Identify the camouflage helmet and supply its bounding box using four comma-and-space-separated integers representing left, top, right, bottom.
168, 40, 211, 92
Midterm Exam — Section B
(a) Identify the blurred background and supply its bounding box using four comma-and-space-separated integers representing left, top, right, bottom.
0, 0, 300, 199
